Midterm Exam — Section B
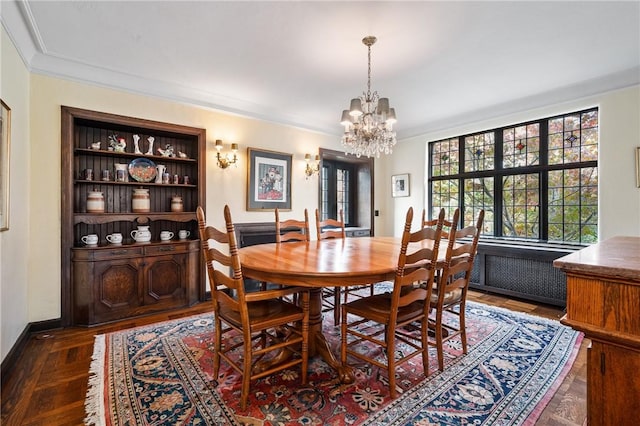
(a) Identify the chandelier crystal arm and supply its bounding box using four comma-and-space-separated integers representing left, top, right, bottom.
340, 35, 397, 158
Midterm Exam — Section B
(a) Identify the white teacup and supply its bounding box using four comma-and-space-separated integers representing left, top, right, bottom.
81, 234, 99, 246
106, 233, 123, 245
160, 231, 174, 241
178, 230, 190, 240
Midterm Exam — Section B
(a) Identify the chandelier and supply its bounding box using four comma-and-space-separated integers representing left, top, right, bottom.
340, 36, 397, 158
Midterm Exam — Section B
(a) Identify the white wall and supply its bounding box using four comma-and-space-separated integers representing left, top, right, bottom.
380, 85, 640, 239
1, 26, 31, 360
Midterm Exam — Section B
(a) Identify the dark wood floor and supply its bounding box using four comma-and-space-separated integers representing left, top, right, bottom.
1, 290, 587, 426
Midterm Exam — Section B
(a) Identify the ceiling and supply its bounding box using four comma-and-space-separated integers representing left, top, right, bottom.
2, 1, 639, 139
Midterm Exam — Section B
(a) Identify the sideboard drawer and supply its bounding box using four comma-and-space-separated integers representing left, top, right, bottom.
72, 246, 144, 261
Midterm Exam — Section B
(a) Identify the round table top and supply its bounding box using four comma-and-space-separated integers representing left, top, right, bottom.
238, 236, 408, 287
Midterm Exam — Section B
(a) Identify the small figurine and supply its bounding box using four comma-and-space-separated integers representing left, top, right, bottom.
133, 134, 142, 154
157, 144, 175, 157
177, 151, 188, 159
145, 136, 155, 156
90, 141, 101, 150
109, 134, 126, 152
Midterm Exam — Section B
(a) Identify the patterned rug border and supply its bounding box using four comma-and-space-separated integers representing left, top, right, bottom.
85, 301, 583, 426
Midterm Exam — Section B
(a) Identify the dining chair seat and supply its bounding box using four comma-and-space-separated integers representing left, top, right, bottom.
345, 294, 427, 324
430, 287, 463, 306
219, 299, 306, 328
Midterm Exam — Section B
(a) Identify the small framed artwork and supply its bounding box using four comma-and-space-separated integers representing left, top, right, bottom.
392, 173, 410, 197
247, 148, 292, 211
0, 99, 10, 231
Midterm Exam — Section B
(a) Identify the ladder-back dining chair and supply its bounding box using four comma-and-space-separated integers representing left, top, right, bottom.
275, 208, 310, 243
316, 209, 346, 325
196, 205, 310, 410
341, 207, 445, 398
428, 208, 484, 371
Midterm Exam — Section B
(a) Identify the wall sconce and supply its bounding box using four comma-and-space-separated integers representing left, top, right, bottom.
215, 140, 238, 169
304, 154, 320, 179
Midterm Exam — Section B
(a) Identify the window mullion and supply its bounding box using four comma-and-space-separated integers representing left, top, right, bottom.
539, 119, 549, 241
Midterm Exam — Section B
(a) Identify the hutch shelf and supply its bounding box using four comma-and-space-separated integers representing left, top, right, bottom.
61, 106, 206, 326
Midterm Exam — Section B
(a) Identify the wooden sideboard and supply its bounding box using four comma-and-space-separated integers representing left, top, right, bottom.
553, 236, 640, 425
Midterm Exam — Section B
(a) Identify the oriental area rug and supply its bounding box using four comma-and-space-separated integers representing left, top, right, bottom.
85, 301, 581, 426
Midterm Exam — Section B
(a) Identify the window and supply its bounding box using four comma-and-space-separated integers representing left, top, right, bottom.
428, 108, 598, 245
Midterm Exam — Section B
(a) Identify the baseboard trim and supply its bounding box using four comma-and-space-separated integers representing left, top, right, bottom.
1, 318, 62, 386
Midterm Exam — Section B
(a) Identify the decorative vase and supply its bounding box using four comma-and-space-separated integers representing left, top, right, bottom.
155, 164, 166, 183
133, 134, 142, 154
130, 225, 152, 243
86, 190, 105, 213
145, 136, 155, 156
171, 195, 184, 212
132, 188, 150, 213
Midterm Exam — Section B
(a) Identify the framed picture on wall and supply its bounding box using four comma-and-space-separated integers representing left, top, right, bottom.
0, 99, 10, 231
392, 173, 410, 198
247, 148, 292, 211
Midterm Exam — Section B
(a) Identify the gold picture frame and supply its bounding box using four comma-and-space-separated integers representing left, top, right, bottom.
0, 99, 10, 231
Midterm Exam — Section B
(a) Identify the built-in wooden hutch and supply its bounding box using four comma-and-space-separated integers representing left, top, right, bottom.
61, 107, 206, 326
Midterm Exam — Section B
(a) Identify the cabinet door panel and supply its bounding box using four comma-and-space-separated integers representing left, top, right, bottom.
588, 341, 640, 425
93, 260, 142, 319
144, 254, 187, 306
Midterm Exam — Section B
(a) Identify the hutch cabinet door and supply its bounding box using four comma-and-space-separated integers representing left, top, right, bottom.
92, 258, 143, 322
142, 253, 187, 308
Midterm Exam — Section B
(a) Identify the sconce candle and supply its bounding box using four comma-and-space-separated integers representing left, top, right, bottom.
215, 140, 239, 169
304, 153, 320, 178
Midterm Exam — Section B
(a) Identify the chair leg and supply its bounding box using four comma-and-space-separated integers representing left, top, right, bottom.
421, 316, 429, 377
387, 327, 397, 399
341, 307, 348, 365
436, 309, 445, 371
240, 340, 253, 411
459, 302, 467, 355
213, 317, 222, 378
334, 287, 341, 325
301, 291, 310, 384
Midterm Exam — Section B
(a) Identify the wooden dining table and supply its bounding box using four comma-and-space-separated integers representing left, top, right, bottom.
238, 236, 442, 383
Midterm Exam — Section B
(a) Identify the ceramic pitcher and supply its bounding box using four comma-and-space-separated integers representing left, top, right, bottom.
131, 225, 152, 243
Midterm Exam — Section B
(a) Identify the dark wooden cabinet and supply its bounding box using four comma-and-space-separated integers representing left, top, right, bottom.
71, 241, 199, 325
62, 107, 206, 326
554, 237, 640, 425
